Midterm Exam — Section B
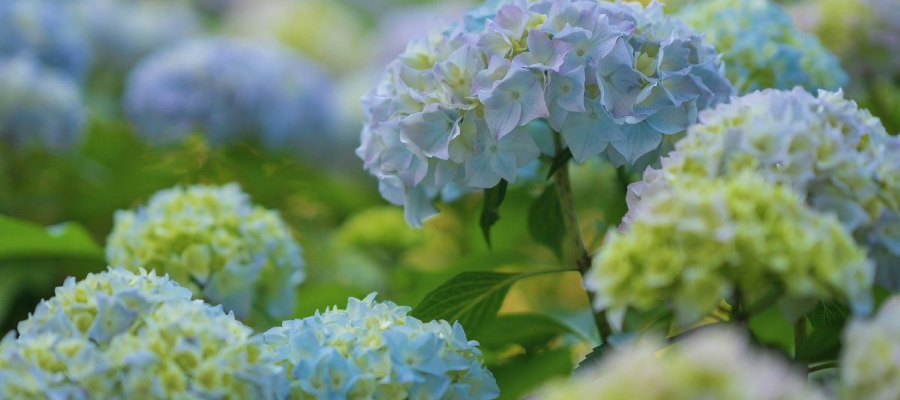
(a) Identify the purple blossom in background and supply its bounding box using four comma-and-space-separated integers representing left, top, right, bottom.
0, 57, 85, 152
69, 0, 202, 75
0, 0, 92, 81
358, 0, 732, 226
123, 38, 337, 157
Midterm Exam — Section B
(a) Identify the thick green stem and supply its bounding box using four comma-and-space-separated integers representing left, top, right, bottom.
554, 158, 613, 343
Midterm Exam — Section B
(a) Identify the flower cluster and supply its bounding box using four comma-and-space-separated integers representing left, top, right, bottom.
105, 183, 305, 319
841, 296, 900, 400
123, 38, 336, 154
0, 268, 286, 399
263, 294, 499, 400
589, 172, 873, 326
628, 88, 900, 288
0, 0, 92, 81
69, 0, 202, 75
533, 328, 825, 400
0, 58, 85, 152
359, 0, 732, 226
676, 0, 847, 93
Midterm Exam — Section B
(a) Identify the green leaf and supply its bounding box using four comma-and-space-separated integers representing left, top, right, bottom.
491, 347, 573, 400
0, 216, 103, 261
475, 312, 575, 352
796, 302, 850, 363
528, 184, 565, 257
546, 149, 573, 179
573, 344, 613, 375
480, 180, 508, 248
411, 271, 560, 334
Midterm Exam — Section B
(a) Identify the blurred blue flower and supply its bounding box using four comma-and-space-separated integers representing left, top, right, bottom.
677, 0, 847, 93
123, 38, 337, 156
0, 0, 92, 81
69, 0, 202, 75
0, 57, 85, 152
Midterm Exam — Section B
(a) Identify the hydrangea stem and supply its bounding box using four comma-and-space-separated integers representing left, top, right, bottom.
553, 152, 613, 344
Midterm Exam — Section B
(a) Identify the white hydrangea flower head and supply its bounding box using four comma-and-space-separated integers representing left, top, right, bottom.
106, 183, 304, 319
358, 0, 732, 226
0, 267, 287, 399
591, 172, 873, 326
676, 0, 847, 93
533, 327, 826, 400
263, 294, 499, 400
627, 88, 900, 289
841, 296, 900, 400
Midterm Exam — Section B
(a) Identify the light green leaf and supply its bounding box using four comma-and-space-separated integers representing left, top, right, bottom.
0, 216, 103, 261
411, 269, 566, 333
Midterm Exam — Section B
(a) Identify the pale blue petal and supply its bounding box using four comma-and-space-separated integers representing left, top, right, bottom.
404, 185, 439, 227
399, 106, 461, 160
464, 153, 502, 189
611, 121, 663, 165
560, 97, 623, 162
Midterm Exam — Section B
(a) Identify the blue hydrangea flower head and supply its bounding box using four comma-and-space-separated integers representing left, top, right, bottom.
0, 57, 86, 153
123, 38, 337, 155
105, 183, 305, 320
0, 267, 288, 399
263, 293, 500, 400
627, 88, 900, 290
676, 0, 847, 93
0, 0, 92, 80
359, 0, 732, 226
69, 0, 202, 75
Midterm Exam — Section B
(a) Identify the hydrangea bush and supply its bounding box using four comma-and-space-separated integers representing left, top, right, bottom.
0, 57, 85, 152
358, 0, 732, 225
0, 0, 92, 81
263, 294, 499, 400
533, 328, 826, 400
0, 268, 286, 399
627, 88, 900, 288
676, 0, 846, 93
124, 38, 336, 153
106, 183, 305, 319
589, 172, 873, 326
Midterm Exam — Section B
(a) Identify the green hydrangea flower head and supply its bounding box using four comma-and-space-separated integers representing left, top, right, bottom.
676, 0, 847, 93
0, 267, 287, 399
263, 293, 499, 400
533, 327, 826, 400
590, 172, 873, 326
629, 88, 900, 289
336, 206, 464, 270
106, 183, 304, 319
841, 296, 900, 400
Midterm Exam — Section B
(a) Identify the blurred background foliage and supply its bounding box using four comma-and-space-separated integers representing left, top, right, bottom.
0, 0, 895, 398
